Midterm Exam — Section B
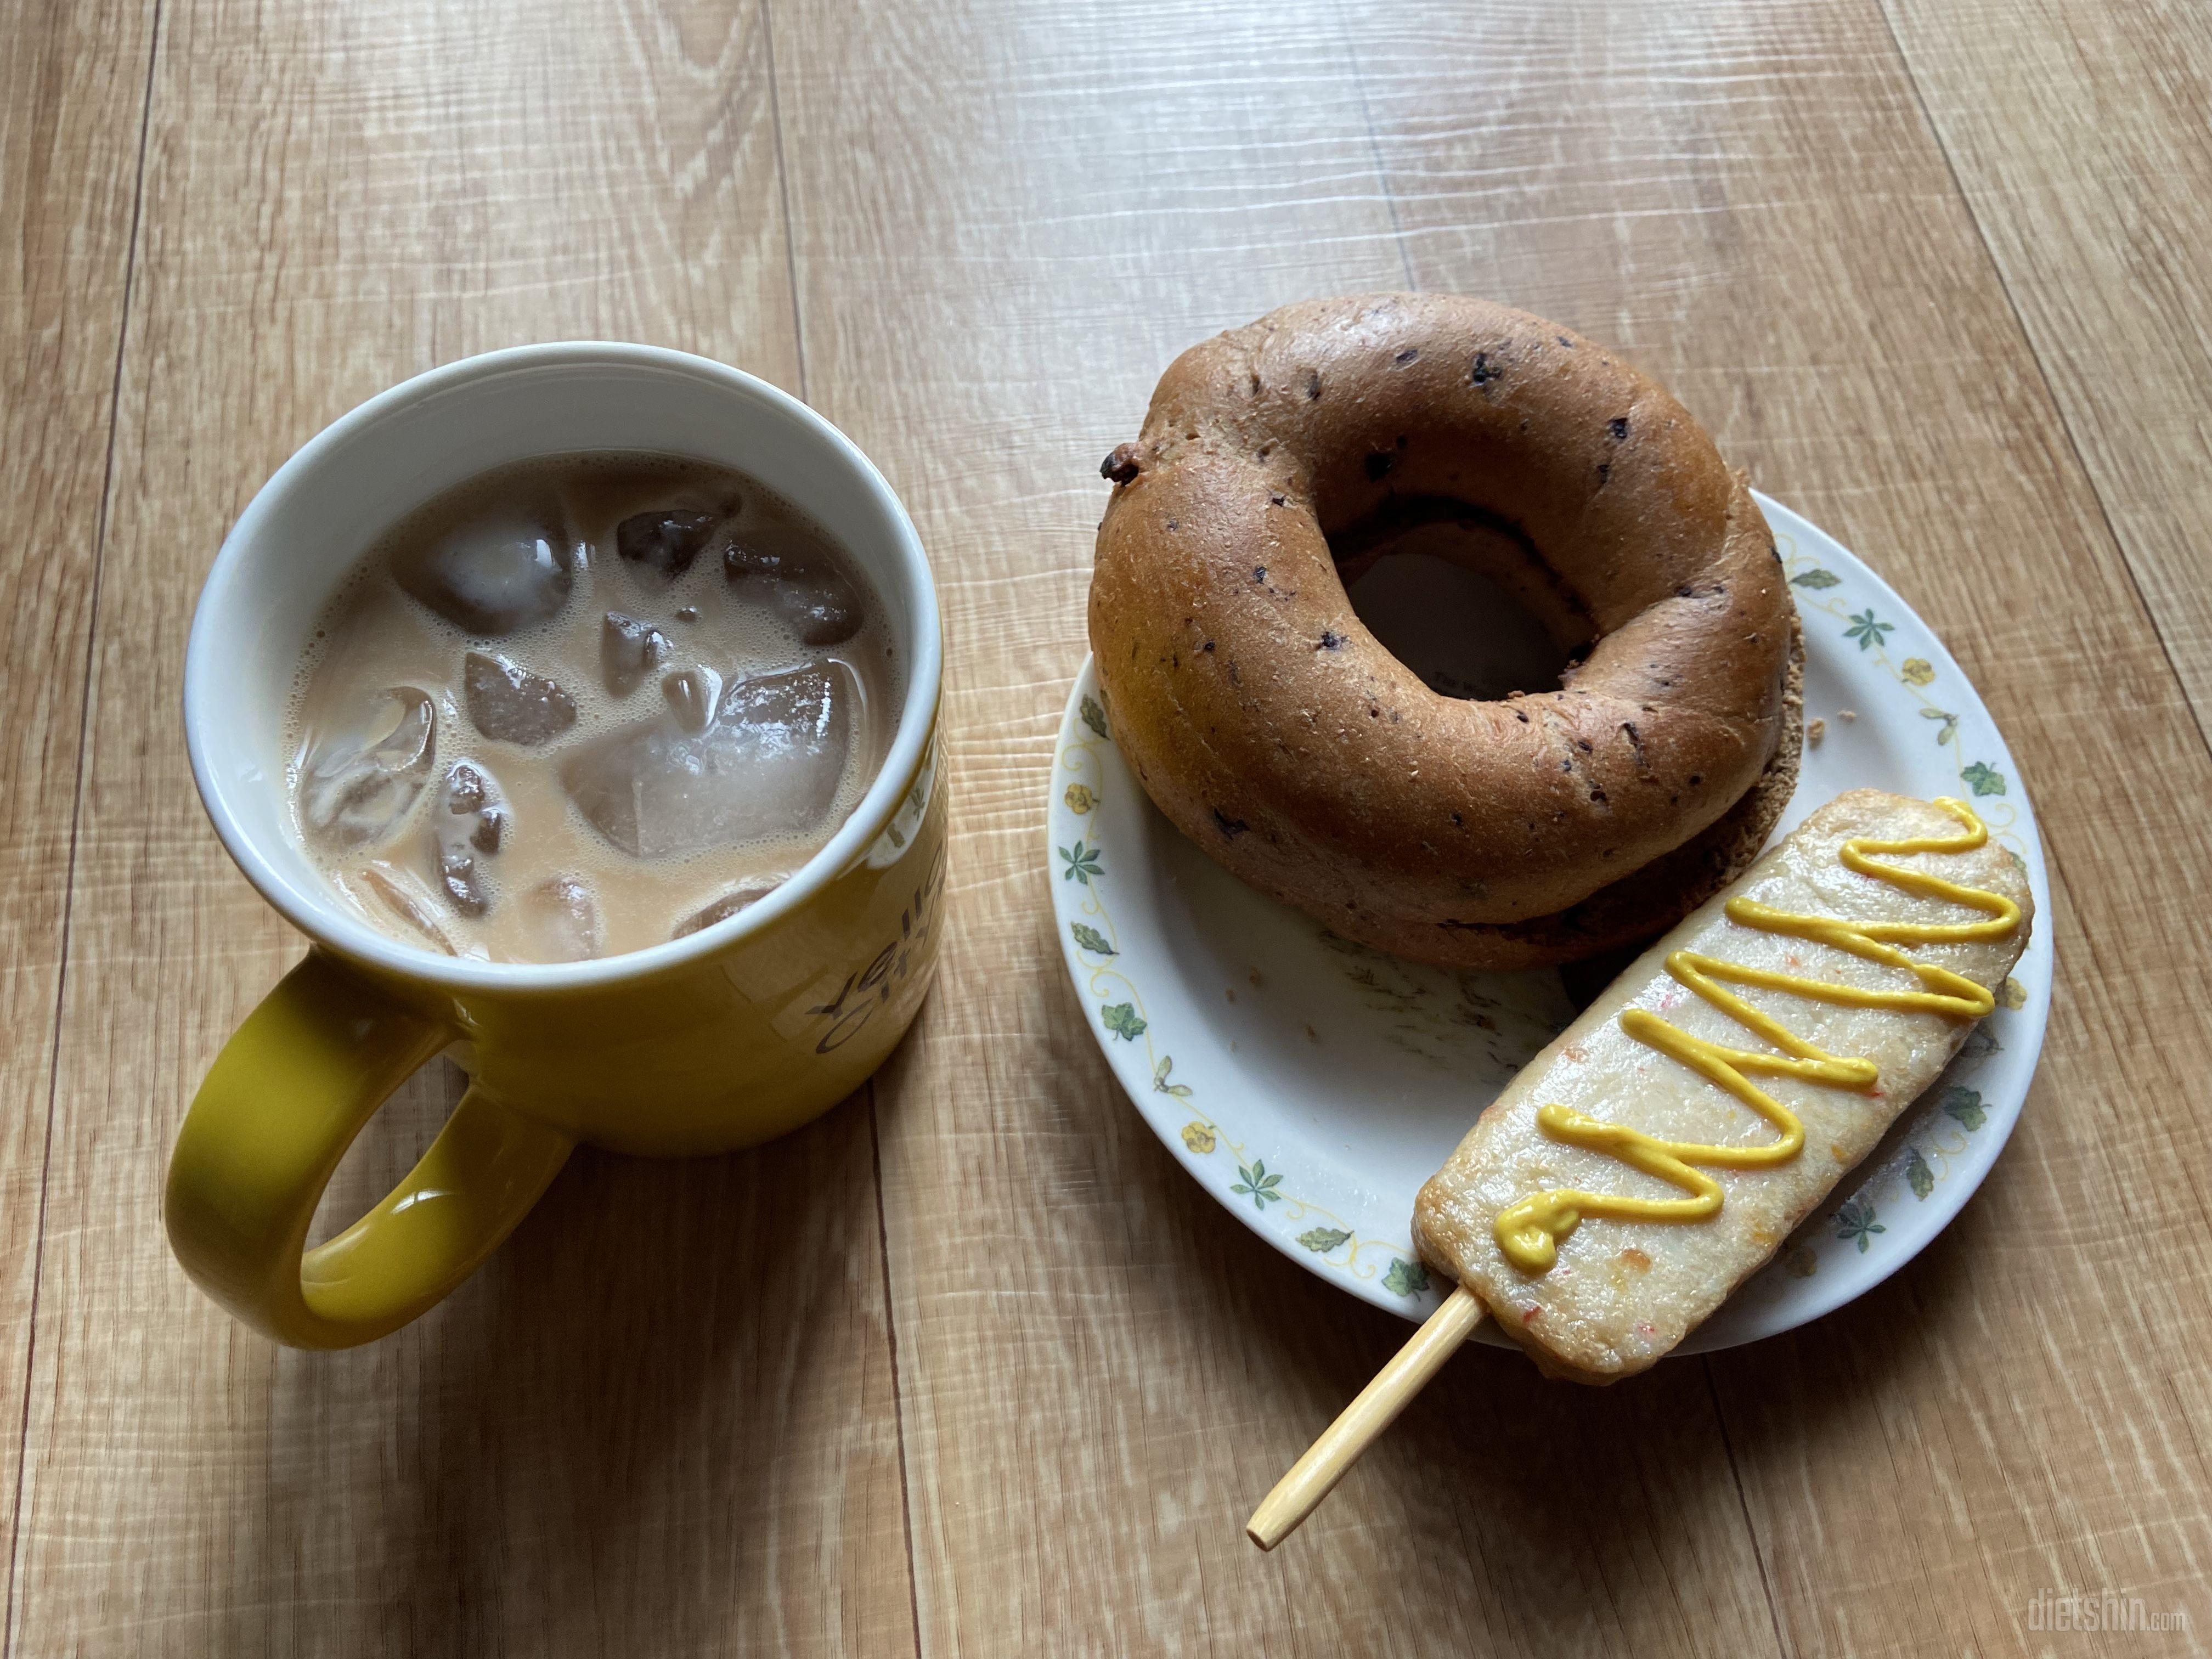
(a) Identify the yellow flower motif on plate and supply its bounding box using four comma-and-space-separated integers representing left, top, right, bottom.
1064, 783, 1097, 815
1900, 658, 1935, 686
1181, 1121, 1216, 1154
1997, 977, 2026, 1010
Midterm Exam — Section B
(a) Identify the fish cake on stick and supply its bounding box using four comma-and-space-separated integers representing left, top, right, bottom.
1413, 789, 2032, 1383
1250, 789, 2030, 1547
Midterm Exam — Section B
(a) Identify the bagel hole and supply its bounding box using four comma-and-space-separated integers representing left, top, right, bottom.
1339, 511, 1589, 701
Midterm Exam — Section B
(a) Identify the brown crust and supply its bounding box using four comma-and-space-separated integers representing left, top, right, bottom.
1432, 618, 1802, 968
1088, 294, 1799, 968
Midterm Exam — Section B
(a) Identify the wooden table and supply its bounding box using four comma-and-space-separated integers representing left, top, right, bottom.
6, 0, 2210, 1652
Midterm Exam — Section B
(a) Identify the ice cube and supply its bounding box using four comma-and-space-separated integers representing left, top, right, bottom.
721, 543, 797, 582
394, 515, 573, 635
672, 876, 786, 940
660, 665, 721, 735
357, 860, 459, 955
560, 664, 849, 859
520, 876, 602, 962
464, 651, 577, 746
723, 541, 863, 646
616, 509, 719, 579
602, 611, 670, 697
430, 759, 506, 916
778, 579, 861, 646
299, 687, 437, 849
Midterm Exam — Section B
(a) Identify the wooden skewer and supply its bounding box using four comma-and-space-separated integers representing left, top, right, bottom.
1246, 1284, 1488, 1550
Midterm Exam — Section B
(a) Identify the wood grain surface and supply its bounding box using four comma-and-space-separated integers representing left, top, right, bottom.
3, 0, 2207, 1655
0, 0, 162, 1633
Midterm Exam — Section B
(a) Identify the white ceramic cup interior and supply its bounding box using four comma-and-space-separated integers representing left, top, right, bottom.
184, 343, 941, 991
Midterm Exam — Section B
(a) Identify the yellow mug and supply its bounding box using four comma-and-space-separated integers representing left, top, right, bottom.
168, 344, 945, 1348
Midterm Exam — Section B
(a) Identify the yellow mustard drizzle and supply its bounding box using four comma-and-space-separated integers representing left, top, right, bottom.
1494, 798, 2021, 1275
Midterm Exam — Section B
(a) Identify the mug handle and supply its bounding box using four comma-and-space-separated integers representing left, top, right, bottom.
165, 947, 575, 1348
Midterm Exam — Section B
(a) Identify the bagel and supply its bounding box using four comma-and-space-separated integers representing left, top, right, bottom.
1088, 294, 1801, 970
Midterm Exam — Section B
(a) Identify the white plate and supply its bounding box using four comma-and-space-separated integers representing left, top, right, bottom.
1047, 493, 2052, 1351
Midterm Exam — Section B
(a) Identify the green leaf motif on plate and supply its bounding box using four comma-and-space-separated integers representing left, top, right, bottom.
1835, 1197, 1885, 1252
1231, 1160, 1284, 1210
1844, 608, 1893, 651
1297, 1227, 1352, 1255
1152, 1055, 1193, 1098
1920, 706, 1958, 745
1960, 760, 2006, 797
1058, 840, 1103, 885
1791, 568, 1841, 590
1100, 1001, 1147, 1041
1904, 1146, 1934, 1200
1959, 1025, 2001, 1061
1383, 1258, 1430, 1296
1070, 922, 1115, 956
1080, 695, 1110, 740
1942, 1086, 1986, 1131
